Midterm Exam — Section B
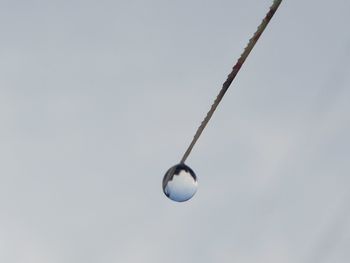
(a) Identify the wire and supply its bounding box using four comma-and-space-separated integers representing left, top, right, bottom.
180, 0, 283, 164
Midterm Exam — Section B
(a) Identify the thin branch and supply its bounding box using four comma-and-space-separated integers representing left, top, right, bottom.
180, 0, 283, 164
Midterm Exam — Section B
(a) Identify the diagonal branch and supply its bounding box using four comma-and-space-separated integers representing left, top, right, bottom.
180, 0, 283, 164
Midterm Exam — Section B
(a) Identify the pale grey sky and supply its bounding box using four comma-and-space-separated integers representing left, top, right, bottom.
1, 0, 350, 262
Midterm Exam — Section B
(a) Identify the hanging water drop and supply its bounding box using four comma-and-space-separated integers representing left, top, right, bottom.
162, 163, 198, 202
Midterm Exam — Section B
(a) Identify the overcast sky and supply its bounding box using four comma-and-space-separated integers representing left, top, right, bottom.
1, 0, 350, 262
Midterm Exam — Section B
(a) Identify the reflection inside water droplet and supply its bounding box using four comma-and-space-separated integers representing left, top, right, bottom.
162, 163, 198, 202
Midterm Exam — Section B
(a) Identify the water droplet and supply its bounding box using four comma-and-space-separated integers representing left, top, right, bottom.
162, 163, 198, 202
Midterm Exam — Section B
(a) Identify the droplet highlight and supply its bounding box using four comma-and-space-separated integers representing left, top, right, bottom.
162, 163, 198, 202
